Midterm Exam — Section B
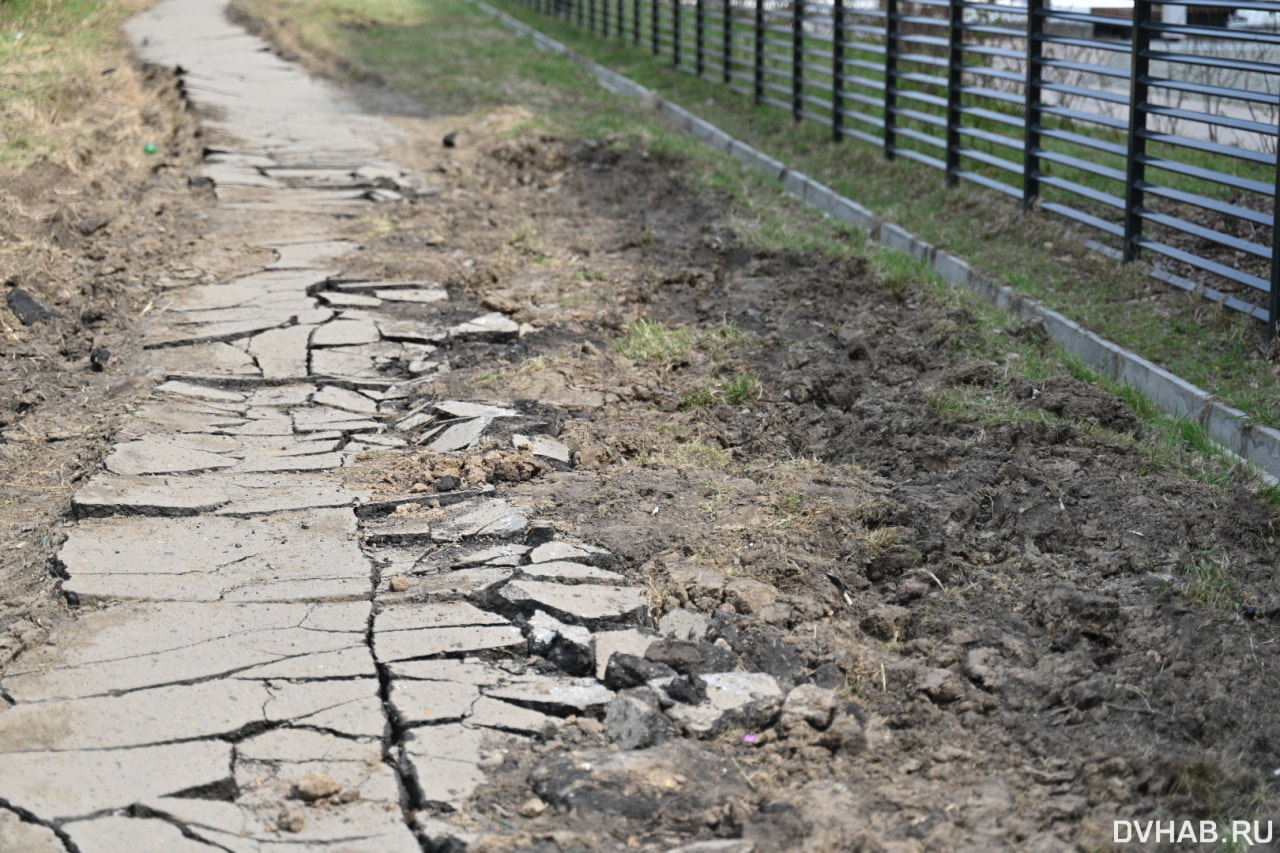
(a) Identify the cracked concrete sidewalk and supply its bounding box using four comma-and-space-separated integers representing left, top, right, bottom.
0, 3, 791, 851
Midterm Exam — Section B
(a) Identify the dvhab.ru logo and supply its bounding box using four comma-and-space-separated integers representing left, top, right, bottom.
1113, 820, 1274, 846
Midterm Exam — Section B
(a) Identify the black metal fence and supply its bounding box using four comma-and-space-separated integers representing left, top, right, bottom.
514, 0, 1280, 336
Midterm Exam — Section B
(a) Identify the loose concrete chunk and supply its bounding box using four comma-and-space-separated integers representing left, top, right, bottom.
500, 580, 649, 627
426, 417, 491, 452
154, 380, 246, 403
594, 629, 658, 680
521, 560, 625, 584
265, 239, 354, 270
659, 607, 710, 642
248, 324, 315, 379
71, 471, 362, 518
320, 290, 383, 309
374, 287, 448, 303
104, 435, 234, 476
666, 672, 784, 736
312, 385, 379, 413
246, 384, 316, 407
434, 499, 528, 540
65, 816, 216, 853
2, 601, 369, 701
146, 317, 292, 349
449, 312, 519, 341
402, 723, 488, 809
312, 318, 382, 346
433, 400, 522, 419
485, 674, 614, 717
0, 742, 231, 820
529, 540, 614, 567
376, 319, 448, 343
513, 433, 571, 465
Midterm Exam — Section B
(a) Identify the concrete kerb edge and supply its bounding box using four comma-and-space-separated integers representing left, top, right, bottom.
473, 1, 1280, 483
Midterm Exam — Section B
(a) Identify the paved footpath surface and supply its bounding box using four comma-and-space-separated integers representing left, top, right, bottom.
0, 2, 728, 850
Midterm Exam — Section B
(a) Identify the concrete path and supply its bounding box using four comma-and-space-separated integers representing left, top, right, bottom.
0, 2, 674, 850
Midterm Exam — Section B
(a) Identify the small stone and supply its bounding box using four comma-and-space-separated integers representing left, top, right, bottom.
389, 574, 411, 592
520, 797, 548, 817
918, 667, 965, 704
780, 684, 838, 732
723, 578, 778, 614
293, 772, 342, 802
860, 605, 912, 642
278, 806, 306, 833
658, 607, 709, 642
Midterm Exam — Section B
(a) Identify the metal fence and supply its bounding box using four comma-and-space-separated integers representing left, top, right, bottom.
514, 0, 1280, 336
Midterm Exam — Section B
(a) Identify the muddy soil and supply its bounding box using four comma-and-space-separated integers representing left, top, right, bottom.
6, 9, 1280, 850
324, 117, 1280, 851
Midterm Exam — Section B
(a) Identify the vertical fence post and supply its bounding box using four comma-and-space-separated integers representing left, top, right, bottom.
635, 0, 642, 43
792, 0, 805, 122
589, 0, 596, 32
652, 0, 660, 53
603, 0, 609, 36
945, 0, 963, 184
1123, 0, 1152, 262
1271, 119, 1280, 342
674, 0, 682, 66
1023, 0, 1043, 210
618, 0, 624, 37
723, 0, 732, 84
577, 0, 584, 28
833, 0, 845, 141
884, 0, 899, 159
697, 0, 706, 76
754, 0, 765, 103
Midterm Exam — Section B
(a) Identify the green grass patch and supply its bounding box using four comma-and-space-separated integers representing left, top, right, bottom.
612, 319, 693, 363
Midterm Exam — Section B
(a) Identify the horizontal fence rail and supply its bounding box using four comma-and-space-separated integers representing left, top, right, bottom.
516, 0, 1280, 337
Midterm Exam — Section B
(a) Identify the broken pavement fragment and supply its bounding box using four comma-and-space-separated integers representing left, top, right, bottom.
57, 508, 371, 603
373, 601, 524, 661
499, 579, 649, 627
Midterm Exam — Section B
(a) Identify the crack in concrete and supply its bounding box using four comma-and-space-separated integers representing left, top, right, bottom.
0, 799, 79, 853
124, 806, 237, 853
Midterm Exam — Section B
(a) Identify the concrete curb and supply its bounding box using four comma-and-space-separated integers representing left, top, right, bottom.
475, 1, 1280, 482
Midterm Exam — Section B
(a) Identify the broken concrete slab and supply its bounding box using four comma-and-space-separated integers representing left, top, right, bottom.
145, 316, 293, 349
385, 567, 512, 600
520, 560, 625, 584
449, 312, 519, 341
529, 540, 614, 567
0, 811, 61, 853
64, 816, 218, 853
248, 324, 315, 379
659, 607, 711, 642
426, 417, 490, 452
594, 629, 658, 680
104, 435, 235, 476
390, 678, 481, 725
484, 673, 614, 717
375, 601, 510, 632
0, 742, 232, 820
374, 624, 524, 662
666, 672, 784, 737
375, 319, 448, 343
389, 658, 502, 685
312, 385, 379, 414
58, 508, 370, 603
499, 580, 649, 627
468, 696, 554, 736
433, 400, 522, 419
246, 384, 317, 407
363, 499, 527, 545
1, 601, 369, 701
309, 347, 379, 378
513, 433, 572, 465
401, 723, 490, 809
0, 677, 381, 750
374, 287, 448, 303
312, 318, 382, 346
145, 341, 260, 376
154, 379, 247, 403
229, 451, 347, 474
320, 290, 383, 309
